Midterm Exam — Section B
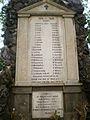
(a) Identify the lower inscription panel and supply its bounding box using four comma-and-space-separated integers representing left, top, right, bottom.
32, 91, 63, 118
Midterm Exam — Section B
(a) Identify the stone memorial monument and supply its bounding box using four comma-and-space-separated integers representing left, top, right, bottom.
1, 0, 90, 119
12, 1, 82, 120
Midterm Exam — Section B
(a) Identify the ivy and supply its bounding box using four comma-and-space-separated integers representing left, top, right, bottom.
0, 4, 7, 32
0, 0, 10, 37
0, 56, 3, 71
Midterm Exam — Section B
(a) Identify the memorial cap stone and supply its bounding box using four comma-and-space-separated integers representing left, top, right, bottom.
18, 0, 75, 17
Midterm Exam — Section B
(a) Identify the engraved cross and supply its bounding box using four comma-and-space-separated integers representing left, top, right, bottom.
44, 4, 48, 10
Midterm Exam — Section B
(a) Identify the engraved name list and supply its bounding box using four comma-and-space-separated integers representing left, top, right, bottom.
28, 16, 65, 84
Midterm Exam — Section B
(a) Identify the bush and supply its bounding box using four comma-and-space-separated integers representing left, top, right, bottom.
50, 110, 62, 120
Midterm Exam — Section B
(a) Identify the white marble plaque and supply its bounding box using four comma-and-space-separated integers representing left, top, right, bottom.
32, 91, 63, 118
27, 16, 67, 85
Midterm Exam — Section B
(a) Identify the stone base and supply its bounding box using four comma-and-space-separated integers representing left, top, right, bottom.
12, 84, 82, 120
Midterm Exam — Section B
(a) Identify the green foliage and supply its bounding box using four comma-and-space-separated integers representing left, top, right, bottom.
5, 109, 25, 120
50, 110, 62, 120
85, 9, 90, 43
89, 53, 90, 58
82, 0, 90, 44
73, 102, 88, 120
0, 3, 7, 32
0, 0, 8, 4
0, 57, 3, 71
87, 12, 90, 43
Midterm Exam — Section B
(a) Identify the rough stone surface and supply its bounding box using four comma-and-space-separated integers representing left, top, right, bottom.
0, 0, 90, 119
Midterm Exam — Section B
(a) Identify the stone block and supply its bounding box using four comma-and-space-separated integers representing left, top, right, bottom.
14, 94, 31, 120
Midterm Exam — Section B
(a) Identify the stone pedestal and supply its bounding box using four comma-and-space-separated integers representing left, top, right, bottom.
13, 84, 82, 120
